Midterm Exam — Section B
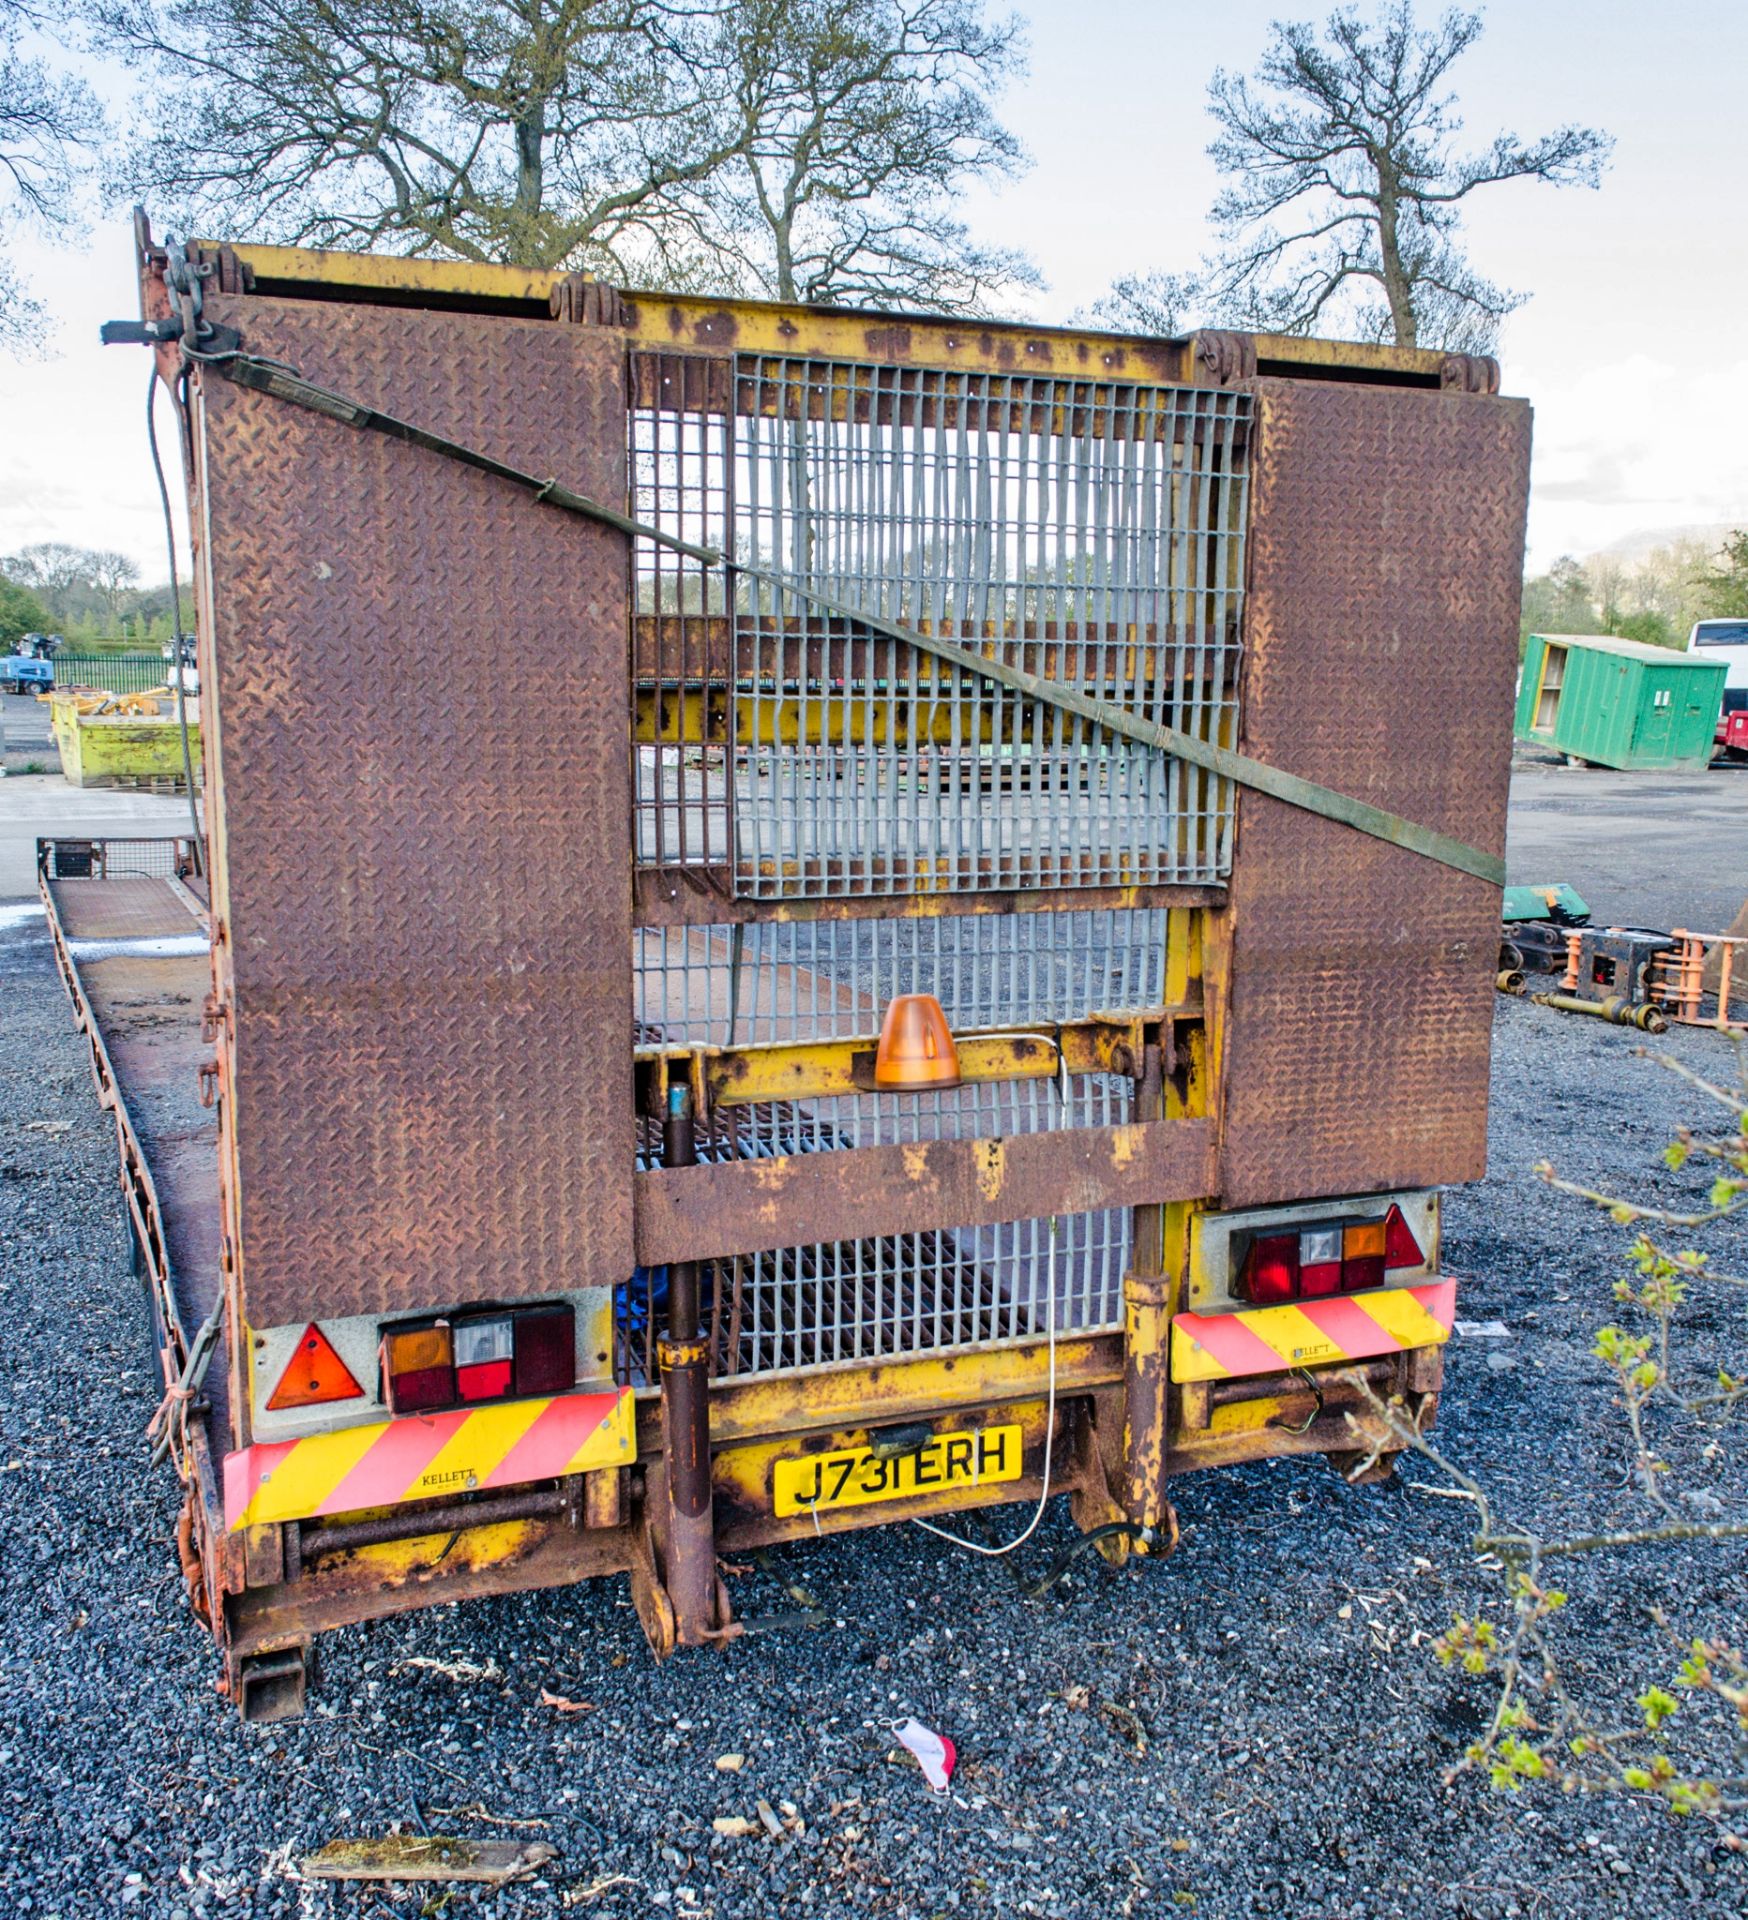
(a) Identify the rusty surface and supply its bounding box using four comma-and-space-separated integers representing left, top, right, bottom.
549, 273, 628, 329
634, 876, 1222, 930
192, 295, 632, 1326
51, 875, 201, 939
633, 1117, 1217, 1266
51, 882, 227, 1437
1191, 330, 1258, 386
1121, 1268, 1174, 1530
1219, 378, 1531, 1208
1440, 353, 1502, 395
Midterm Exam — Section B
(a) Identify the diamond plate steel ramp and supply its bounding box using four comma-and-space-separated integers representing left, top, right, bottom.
1219, 378, 1531, 1208
193, 296, 632, 1328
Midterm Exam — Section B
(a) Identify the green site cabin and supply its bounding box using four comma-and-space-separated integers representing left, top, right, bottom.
1517, 633, 1726, 772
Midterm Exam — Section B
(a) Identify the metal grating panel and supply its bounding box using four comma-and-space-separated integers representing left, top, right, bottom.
627, 905, 1162, 1379
618, 1201, 1127, 1386
627, 353, 1250, 900
731, 359, 1249, 897
714, 1206, 1127, 1379
635, 906, 1177, 1045
630, 353, 733, 872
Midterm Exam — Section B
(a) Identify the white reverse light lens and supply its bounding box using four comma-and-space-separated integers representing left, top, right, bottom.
454, 1317, 514, 1367
1299, 1227, 1342, 1267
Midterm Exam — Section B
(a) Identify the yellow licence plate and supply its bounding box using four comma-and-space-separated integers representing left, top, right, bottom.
772, 1424, 1023, 1518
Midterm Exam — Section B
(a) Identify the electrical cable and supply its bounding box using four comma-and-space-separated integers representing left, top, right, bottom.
1020, 1522, 1158, 1600
146, 366, 203, 872
911, 1212, 1058, 1559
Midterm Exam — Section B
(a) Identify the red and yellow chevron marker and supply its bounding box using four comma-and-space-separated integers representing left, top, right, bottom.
223, 1388, 635, 1531
1170, 1280, 1456, 1384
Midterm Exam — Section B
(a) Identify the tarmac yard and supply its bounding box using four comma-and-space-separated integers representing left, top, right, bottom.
1, 761, 1745, 1917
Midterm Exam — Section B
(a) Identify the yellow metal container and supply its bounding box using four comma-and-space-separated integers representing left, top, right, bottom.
51, 695, 201, 789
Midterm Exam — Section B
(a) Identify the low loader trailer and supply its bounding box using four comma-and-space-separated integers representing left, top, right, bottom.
48, 221, 1530, 1719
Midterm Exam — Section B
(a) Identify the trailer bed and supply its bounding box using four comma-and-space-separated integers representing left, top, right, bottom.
44, 855, 226, 1453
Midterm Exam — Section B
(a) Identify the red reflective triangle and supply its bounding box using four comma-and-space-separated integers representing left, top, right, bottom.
1383, 1204, 1424, 1271
267, 1322, 364, 1410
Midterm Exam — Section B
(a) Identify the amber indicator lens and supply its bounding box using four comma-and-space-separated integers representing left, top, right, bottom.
874, 994, 961, 1089
382, 1321, 456, 1414
1340, 1218, 1388, 1293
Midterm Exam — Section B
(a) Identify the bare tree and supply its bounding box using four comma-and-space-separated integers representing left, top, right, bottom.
668, 0, 1035, 313
101, 0, 753, 272
3, 538, 92, 610
87, 549, 142, 629
1096, 3, 1610, 353
1, 0, 103, 351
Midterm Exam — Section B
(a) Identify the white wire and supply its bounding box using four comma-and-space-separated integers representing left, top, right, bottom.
911, 1213, 1058, 1558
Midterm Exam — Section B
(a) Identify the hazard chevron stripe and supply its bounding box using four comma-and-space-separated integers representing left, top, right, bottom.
223, 1388, 636, 1531
1170, 1280, 1456, 1384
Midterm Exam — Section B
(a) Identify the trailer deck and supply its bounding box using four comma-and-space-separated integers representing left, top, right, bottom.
42, 846, 220, 1393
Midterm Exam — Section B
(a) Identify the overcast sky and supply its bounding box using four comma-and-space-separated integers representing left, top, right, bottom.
1, 0, 1743, 581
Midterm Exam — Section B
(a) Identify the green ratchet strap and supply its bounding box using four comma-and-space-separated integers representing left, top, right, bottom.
211, 350, 1506, 886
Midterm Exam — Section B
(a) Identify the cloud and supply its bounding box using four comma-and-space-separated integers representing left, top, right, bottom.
1513, 352, 1748, 567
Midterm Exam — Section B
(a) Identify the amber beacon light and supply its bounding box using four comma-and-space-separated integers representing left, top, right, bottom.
874, 994, 962, 1089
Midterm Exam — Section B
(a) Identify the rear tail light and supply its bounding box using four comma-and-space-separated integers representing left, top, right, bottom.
454, 1315, 514, 1402
1341, 1219, 1388, 1293
382, 1305, 578, 1414
266, 1323, 364, 1411
1240, 1233, 1299, 1305
1298, 1227, 1343, 1298
1238, 1208, 1424, 1306
514, 1305, 576, 1396
382, 1323, 456, 1413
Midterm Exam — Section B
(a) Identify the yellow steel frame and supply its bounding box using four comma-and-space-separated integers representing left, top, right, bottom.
141, 241, 1453, 1664
211, 241, 1450, 388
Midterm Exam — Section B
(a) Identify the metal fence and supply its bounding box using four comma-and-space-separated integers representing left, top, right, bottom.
628, 353, 1253, 900
51, 655, 169, 695
731, 359, 1251, 899
624, 904, 1173, 1381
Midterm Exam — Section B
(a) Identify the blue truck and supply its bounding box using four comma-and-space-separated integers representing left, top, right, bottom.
0, 654, 55, 694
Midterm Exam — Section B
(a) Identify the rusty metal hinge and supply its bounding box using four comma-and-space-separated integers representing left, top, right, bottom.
549, 275, 629, 328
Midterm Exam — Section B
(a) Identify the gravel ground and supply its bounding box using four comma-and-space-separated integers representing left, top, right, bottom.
1505, 748, 1748, 934
4, 901, 1747, 1918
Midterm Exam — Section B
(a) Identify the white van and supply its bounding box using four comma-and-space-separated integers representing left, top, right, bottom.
1689, 618, 1748, 714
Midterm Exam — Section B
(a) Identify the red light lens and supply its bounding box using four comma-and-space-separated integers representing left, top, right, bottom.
1241, 1233, 1299, 1305
382, 1323, 456, 1414
514, 1305, 577, 1396
1342, 1252, 1386, 1292
456, 1358, 512, 1401
1382, 1204, 1424, 1271
387, 1363, 457, 1412
1299, 1260, 1343, 1298
454, 1315, 515, 1402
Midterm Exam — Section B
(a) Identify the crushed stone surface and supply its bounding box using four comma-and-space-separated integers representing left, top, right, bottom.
2, 899, 1745, 1918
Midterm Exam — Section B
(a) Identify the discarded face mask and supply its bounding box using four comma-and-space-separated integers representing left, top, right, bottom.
892, 1717, 956, 1791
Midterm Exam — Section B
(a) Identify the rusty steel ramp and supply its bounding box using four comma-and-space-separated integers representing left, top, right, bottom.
41, 846, 225, 1449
